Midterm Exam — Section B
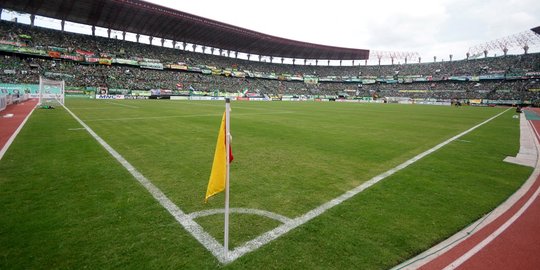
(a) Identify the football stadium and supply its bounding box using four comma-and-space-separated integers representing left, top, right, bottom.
1, 1, 540, 269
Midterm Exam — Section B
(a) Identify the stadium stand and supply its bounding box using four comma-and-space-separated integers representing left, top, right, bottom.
0, 20, 539, 104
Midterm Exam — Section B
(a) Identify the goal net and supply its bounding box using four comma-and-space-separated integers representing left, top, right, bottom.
38, 76, 65, 106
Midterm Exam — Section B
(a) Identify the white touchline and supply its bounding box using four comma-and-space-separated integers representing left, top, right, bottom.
442, 182, 540, 270
441, 117, 540, 270
63, 104, 230, 263
63, 102, 510, 264
225, 108, 511, 263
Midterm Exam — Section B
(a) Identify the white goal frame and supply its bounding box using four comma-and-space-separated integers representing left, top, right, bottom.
38, 76, 65, 106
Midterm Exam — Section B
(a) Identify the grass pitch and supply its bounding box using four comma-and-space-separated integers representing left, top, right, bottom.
0, 99, 532, 269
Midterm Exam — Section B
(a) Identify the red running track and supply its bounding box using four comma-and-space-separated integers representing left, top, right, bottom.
419, 112, 540, 270
0, 99, 37, 157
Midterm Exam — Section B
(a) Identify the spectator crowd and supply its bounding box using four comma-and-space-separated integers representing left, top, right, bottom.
1, 20, 540, 102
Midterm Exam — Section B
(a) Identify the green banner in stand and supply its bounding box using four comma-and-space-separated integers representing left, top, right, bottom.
0, 83, 39, 94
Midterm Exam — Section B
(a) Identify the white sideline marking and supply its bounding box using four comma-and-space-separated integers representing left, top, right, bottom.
62, 103, 510, 264
189, 208, 293, 224
0, 107, 36, 160
441, 116, 540, 270
104, 101, 140, 108
225, 108, 510, 263
391, 113, 539, 270
442, 182, 540, 270
62, 105, 229, 263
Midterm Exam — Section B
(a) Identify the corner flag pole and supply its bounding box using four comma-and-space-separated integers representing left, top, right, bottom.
224, 98, 231, 259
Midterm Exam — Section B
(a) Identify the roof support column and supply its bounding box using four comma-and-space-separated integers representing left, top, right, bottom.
122, 31, 126, 40
92, 26, 95, 36
172, 41, 177, 48
182, 42, 186, 50
149, 36, 153, 45
304, 59, 306, 65
61, 20, 65, 32
161, 38, 164, 47
107, 29, 111, 38
30, 14, 35, 26
292, 59, 295, 65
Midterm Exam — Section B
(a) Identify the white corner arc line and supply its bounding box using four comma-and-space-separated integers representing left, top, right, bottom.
0, 105, 37, 160
224, 108, 511, 263
189, 208, 292, 224
62, 105, 229, 263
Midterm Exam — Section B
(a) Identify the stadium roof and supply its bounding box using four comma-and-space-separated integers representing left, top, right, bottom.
0, 0, 369, 60
533, 26, 540, 35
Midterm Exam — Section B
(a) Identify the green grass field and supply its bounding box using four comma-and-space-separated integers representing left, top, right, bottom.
0, 99, 532, 269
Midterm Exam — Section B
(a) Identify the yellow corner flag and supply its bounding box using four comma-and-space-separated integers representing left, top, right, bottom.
205, 111, 233, 202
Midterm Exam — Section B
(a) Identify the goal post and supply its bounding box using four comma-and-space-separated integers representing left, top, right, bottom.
38, 76, 65, 106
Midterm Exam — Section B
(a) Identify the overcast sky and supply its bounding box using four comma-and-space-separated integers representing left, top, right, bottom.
143, 0, 540, 63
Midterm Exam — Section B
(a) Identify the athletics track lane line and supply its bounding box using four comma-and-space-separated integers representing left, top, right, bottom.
0, 99, 38, 160
412, 110, 540, 270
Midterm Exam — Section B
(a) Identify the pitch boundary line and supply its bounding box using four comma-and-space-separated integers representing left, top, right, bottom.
391, 111, 536, 269
224, 108, 511, 263
440, 116, 540, 269
62, 104, 230, 262
63, 103, 510, 264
